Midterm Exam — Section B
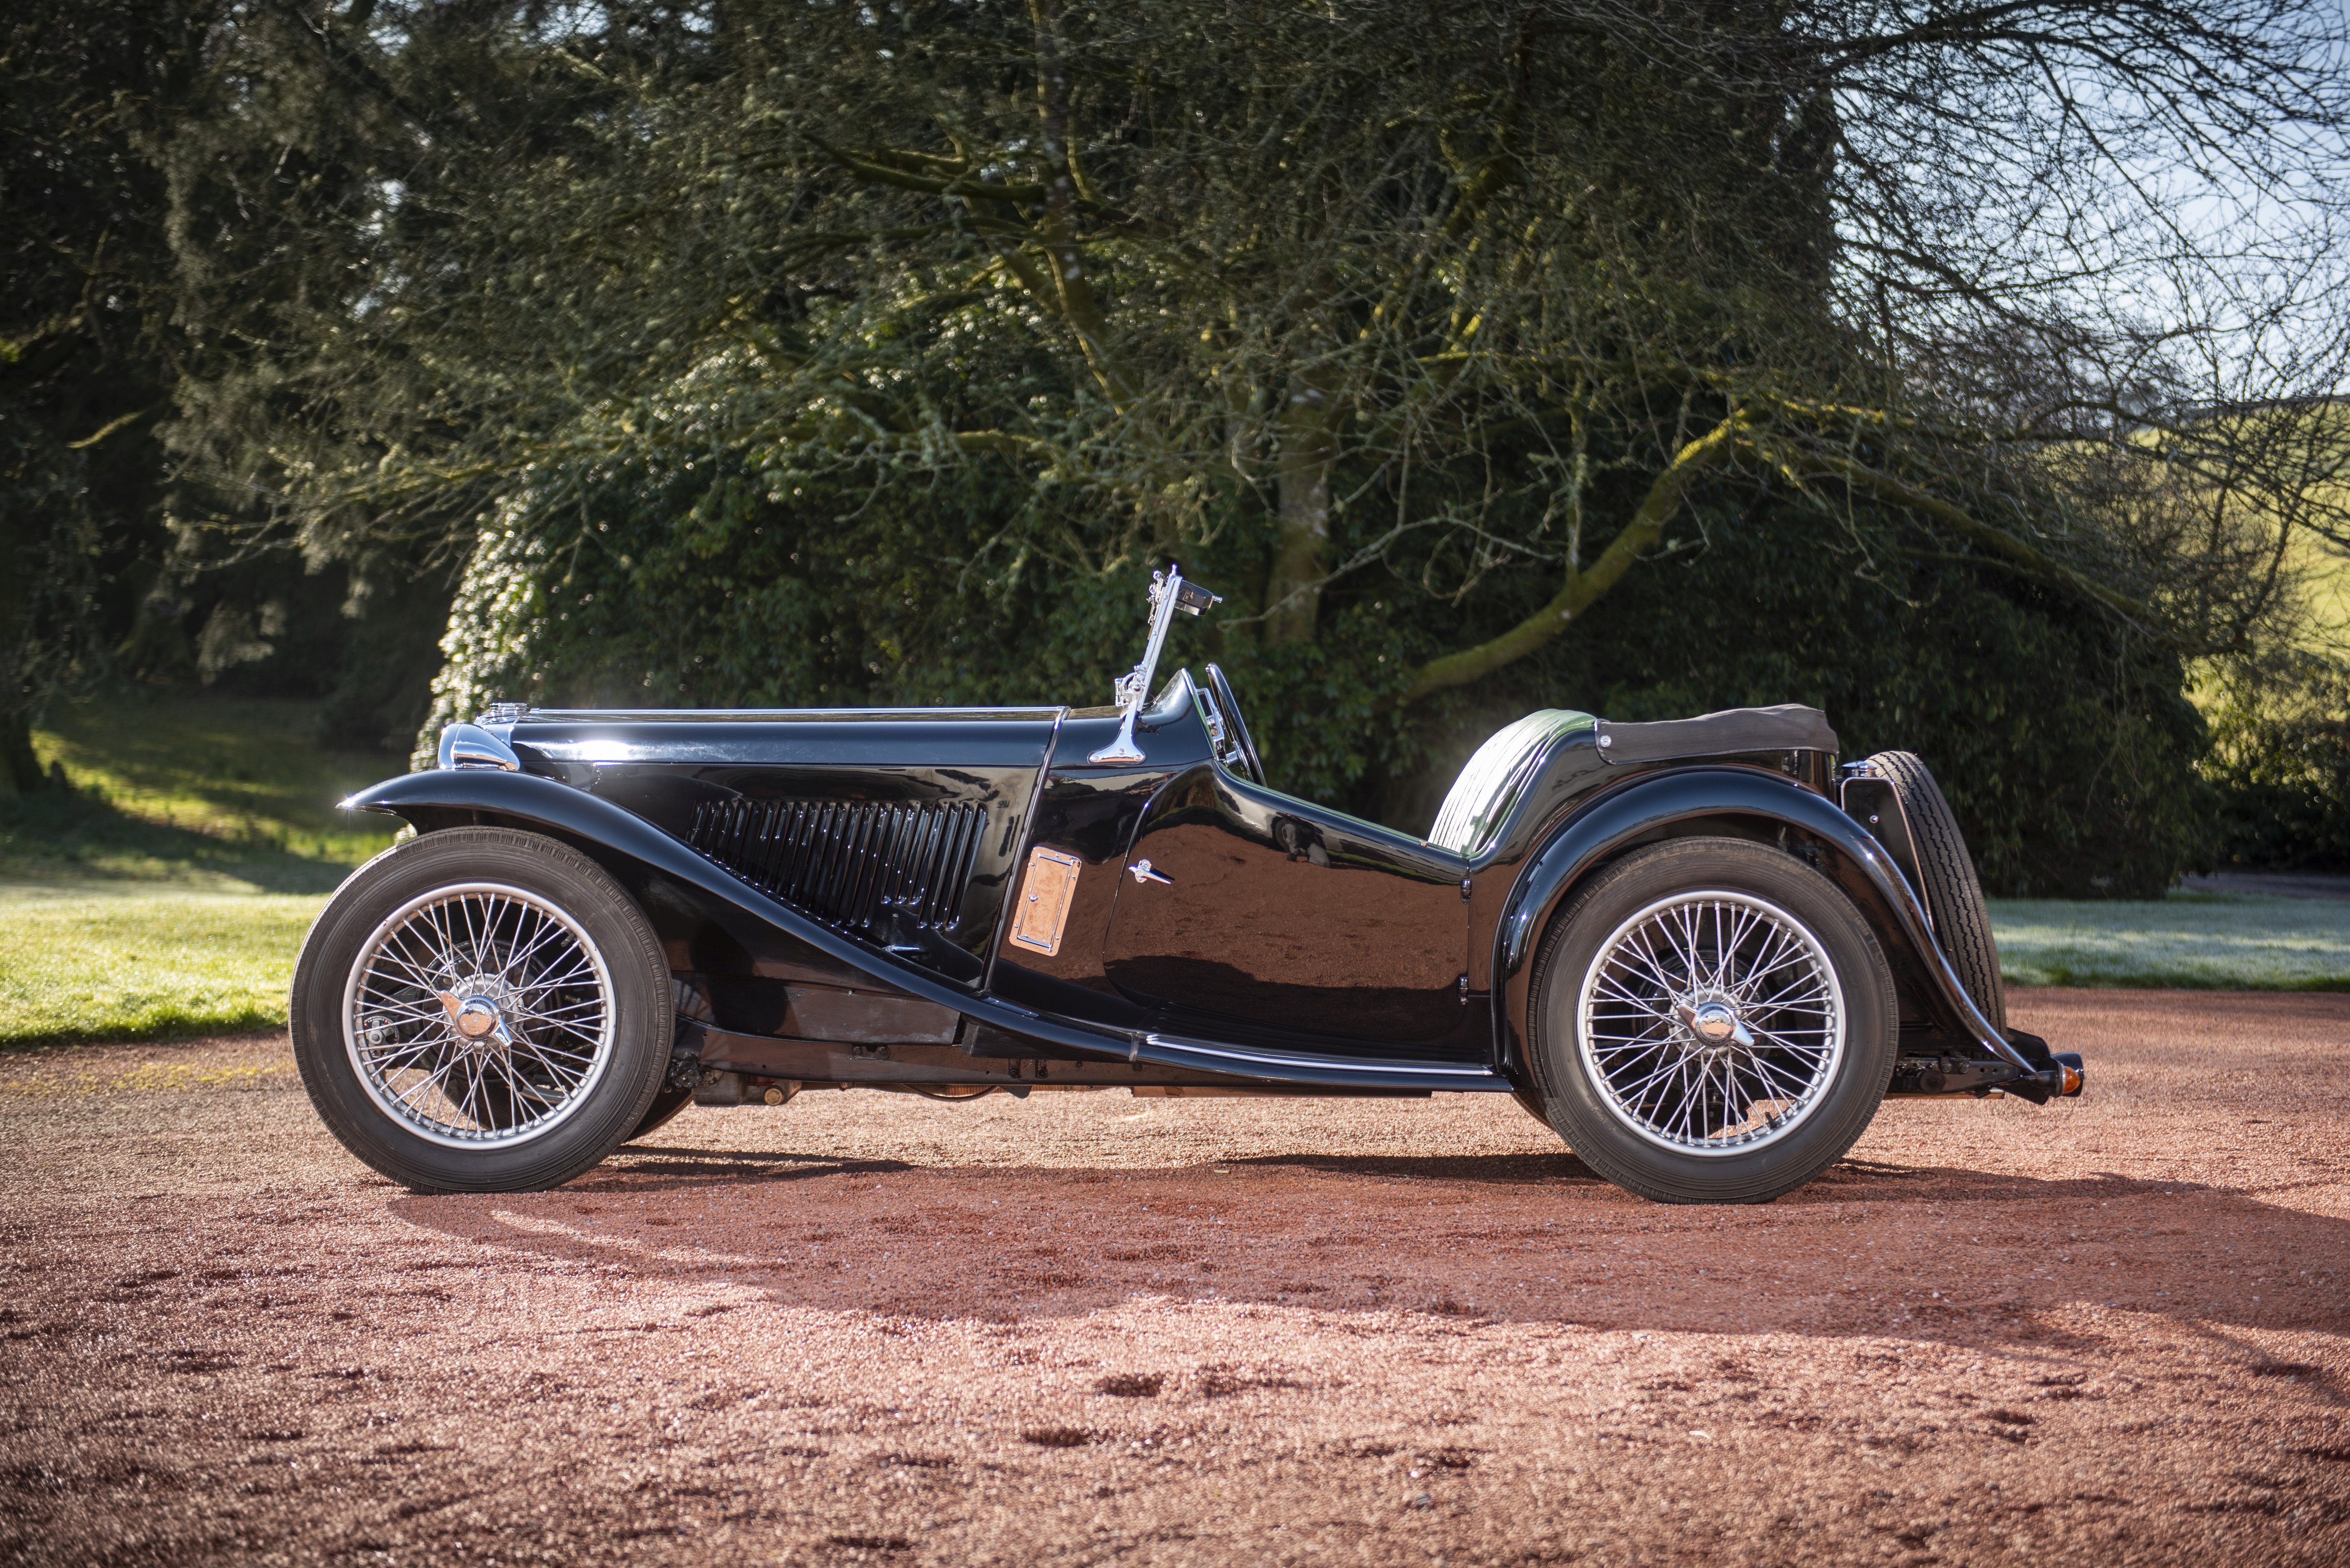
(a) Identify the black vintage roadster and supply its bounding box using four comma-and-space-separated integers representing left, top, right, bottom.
293, 567, 2081, 1204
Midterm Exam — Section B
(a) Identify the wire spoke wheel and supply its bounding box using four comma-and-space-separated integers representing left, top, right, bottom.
1577, 890, 1845, 1157
341, 882, 618, 1149
1530, 839, 1894, 1204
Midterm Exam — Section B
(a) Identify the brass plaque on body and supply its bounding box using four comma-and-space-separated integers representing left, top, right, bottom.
1008, 847, 1082, 957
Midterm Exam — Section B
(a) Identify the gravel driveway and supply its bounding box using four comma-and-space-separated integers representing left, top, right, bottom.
3, 988, 2346, 1566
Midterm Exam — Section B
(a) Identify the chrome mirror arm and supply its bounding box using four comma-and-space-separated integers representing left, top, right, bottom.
1088, 565, 1217, 765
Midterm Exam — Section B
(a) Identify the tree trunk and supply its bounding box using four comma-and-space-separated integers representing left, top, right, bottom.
1265, 378, 1338, 645
0, 710, 42, 798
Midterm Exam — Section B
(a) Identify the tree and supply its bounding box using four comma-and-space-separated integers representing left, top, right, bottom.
160, 1, 2349, 879
0, 1, 213, 793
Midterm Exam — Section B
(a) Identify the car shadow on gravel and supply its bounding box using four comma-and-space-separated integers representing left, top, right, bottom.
579, 1147, 917, 1185
379, 1151, 2350, 1354
584, 1144, 1604, 1188
1794, 1158, 2267, 1205
1218, 1150, 1608, 1184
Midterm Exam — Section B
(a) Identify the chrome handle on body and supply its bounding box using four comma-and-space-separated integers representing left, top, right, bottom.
1127, 859, 1172, 886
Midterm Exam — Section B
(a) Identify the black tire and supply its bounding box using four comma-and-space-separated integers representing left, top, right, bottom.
290, 827, 673, 1192
624, 1086, 696, 1143
1525, 837, 1897, 1204
1866, 750, 2005, 1034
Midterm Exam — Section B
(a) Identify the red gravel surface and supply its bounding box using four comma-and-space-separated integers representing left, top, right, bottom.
3, 988, 2347, 1567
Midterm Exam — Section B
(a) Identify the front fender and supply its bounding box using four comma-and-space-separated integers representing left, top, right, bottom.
1489, 768, 2040, 1083
345, 770, 1107, 1046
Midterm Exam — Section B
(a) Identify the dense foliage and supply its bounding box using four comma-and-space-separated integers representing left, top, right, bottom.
0, 0, 457, 768
0, 2, 189, 792
2204, 666, 2350, 872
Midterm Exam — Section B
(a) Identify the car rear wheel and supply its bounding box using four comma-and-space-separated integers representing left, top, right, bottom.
291, 827, 672, 1192
1525, 837, 1897, 1204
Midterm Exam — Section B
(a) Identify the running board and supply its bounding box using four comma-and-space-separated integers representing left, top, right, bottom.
675, 1021, 1502, 1094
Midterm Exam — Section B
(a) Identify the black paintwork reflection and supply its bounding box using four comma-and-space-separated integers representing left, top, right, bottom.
987, 679, 1211, 998
475, 686, 1850, 1080
634, 869, 876, 990
1105, 764, 1470, 1046
995, 672, 1490, 1058
497, 708, 1063, 986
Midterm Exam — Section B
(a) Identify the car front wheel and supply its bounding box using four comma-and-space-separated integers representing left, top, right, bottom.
290, 827, 673, 1192
1526, 837, 1897, 1204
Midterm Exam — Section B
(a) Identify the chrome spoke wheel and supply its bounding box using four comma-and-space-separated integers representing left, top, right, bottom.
341, 882, 618, 1150
1577, 890, 1845, 1156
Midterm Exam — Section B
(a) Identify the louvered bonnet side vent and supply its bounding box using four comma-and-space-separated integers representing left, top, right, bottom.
685, 799, 987, 938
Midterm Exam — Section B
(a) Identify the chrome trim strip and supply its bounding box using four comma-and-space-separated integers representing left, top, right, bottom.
516, 706, 1068, 722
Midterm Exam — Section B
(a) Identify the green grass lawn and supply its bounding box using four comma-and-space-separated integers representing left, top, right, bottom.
0, 883, 329, 1045
9, 694, 398, 891
1988, 894, 2349, 991
0, 691, 397, 1046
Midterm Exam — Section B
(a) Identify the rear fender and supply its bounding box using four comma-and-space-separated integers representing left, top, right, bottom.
1489, 768, 2040, 1085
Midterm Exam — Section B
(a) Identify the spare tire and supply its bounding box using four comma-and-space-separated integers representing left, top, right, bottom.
1866, 751, 2005, 1033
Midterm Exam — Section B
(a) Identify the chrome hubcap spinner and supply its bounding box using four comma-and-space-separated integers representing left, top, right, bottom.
438, 978, 520, 1051
1675, 993, 1755, 1051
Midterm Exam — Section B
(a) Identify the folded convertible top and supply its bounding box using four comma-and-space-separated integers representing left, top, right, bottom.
1597, 703, 1838, 764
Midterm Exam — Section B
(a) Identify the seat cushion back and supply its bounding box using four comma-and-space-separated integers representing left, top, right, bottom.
1426, 709, 1595, 858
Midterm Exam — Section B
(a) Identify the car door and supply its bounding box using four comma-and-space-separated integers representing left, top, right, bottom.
1101, 763, 1473, 1050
